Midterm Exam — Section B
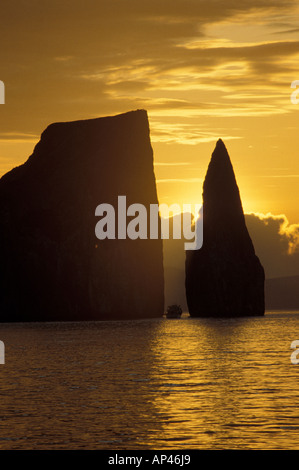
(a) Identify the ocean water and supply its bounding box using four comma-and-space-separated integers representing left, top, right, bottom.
0, 311, 298, 450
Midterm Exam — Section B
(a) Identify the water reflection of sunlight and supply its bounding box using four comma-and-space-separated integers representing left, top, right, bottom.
146, 316, 288, 449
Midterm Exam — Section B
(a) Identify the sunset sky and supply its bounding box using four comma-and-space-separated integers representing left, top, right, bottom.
1, 0, 299, 230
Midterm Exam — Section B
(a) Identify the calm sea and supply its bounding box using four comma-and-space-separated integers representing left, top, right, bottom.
0, 311, 298, 450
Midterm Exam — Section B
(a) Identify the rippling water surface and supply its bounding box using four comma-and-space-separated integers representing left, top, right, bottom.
0, 311, 298, 449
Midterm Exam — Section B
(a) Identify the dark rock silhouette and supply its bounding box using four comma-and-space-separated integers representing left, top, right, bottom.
185, 139, 265, 317
0, 110, 164, 321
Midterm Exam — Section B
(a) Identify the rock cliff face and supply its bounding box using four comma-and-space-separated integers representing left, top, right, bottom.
185, 139, 265, 317
0, 110, 164, 321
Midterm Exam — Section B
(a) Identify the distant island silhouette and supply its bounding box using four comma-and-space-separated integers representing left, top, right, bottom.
0, 110, 164, 321
265, 275, 299, 310
185, 139, 265, 317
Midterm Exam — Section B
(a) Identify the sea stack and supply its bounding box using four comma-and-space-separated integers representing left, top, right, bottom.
185, 139, 265, 317
0, 110, 164, 321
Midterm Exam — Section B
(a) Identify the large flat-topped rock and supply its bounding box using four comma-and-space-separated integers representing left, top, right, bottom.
0, 110, 164, 321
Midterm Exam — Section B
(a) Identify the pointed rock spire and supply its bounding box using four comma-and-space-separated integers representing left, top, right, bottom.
185, 140, 265, 317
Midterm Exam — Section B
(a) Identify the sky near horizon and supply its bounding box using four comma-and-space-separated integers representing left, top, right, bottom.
1, 0, 299, 230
